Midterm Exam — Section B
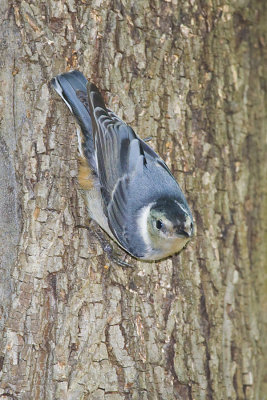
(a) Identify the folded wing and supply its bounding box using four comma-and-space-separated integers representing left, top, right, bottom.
87, 83, 149, 249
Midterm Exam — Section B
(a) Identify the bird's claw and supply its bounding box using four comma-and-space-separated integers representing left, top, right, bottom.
84, 225, 133, 268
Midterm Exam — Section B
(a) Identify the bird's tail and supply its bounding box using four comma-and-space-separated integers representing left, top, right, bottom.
51, 70, 96, 171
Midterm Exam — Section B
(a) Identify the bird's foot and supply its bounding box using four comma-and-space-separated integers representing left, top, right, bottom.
143, 136, 153, 142
93, 228, 133, 268
76, 224, 133, 268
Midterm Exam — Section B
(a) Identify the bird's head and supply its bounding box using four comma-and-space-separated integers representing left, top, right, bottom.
137, 198, 193, 260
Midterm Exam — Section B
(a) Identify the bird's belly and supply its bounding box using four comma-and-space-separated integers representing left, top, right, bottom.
83, 187, 114, 239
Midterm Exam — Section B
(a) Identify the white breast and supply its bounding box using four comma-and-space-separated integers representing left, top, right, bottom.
83, 186, 114, 239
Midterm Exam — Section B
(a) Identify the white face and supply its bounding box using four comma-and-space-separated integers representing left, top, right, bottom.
137, 203, 193, 260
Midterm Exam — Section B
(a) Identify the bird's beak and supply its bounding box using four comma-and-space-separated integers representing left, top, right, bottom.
176, 215, 193, 238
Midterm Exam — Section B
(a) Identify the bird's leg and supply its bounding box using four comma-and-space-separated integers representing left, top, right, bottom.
76, 223, 133, 268
93, 228, 133, 268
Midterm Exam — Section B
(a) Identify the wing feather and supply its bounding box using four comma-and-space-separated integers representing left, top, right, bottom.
87, 83, 147, 247
87, 82, 176, 254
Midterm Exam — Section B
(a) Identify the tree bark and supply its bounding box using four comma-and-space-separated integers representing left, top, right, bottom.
0, 1, 266, 399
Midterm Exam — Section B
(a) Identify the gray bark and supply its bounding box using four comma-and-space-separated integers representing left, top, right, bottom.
0, 1, 266, 399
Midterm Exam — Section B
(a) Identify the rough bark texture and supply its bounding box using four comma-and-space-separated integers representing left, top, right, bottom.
0, 1, 266, 399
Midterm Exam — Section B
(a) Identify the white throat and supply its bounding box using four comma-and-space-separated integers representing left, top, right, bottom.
136, 203, 191, 261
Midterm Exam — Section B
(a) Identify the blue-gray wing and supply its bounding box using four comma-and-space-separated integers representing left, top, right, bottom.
87, 83, 148, 250
87, 83, 179, 255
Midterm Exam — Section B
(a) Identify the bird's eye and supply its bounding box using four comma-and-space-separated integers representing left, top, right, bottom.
156, 220, 163, 230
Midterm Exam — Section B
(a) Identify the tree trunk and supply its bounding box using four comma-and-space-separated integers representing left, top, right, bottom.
0, 1, 266, 399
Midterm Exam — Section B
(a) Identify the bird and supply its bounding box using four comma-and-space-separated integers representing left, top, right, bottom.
51, 70, 193, 261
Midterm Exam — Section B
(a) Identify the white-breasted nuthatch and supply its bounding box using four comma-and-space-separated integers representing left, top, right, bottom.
51, 71, 193, 261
